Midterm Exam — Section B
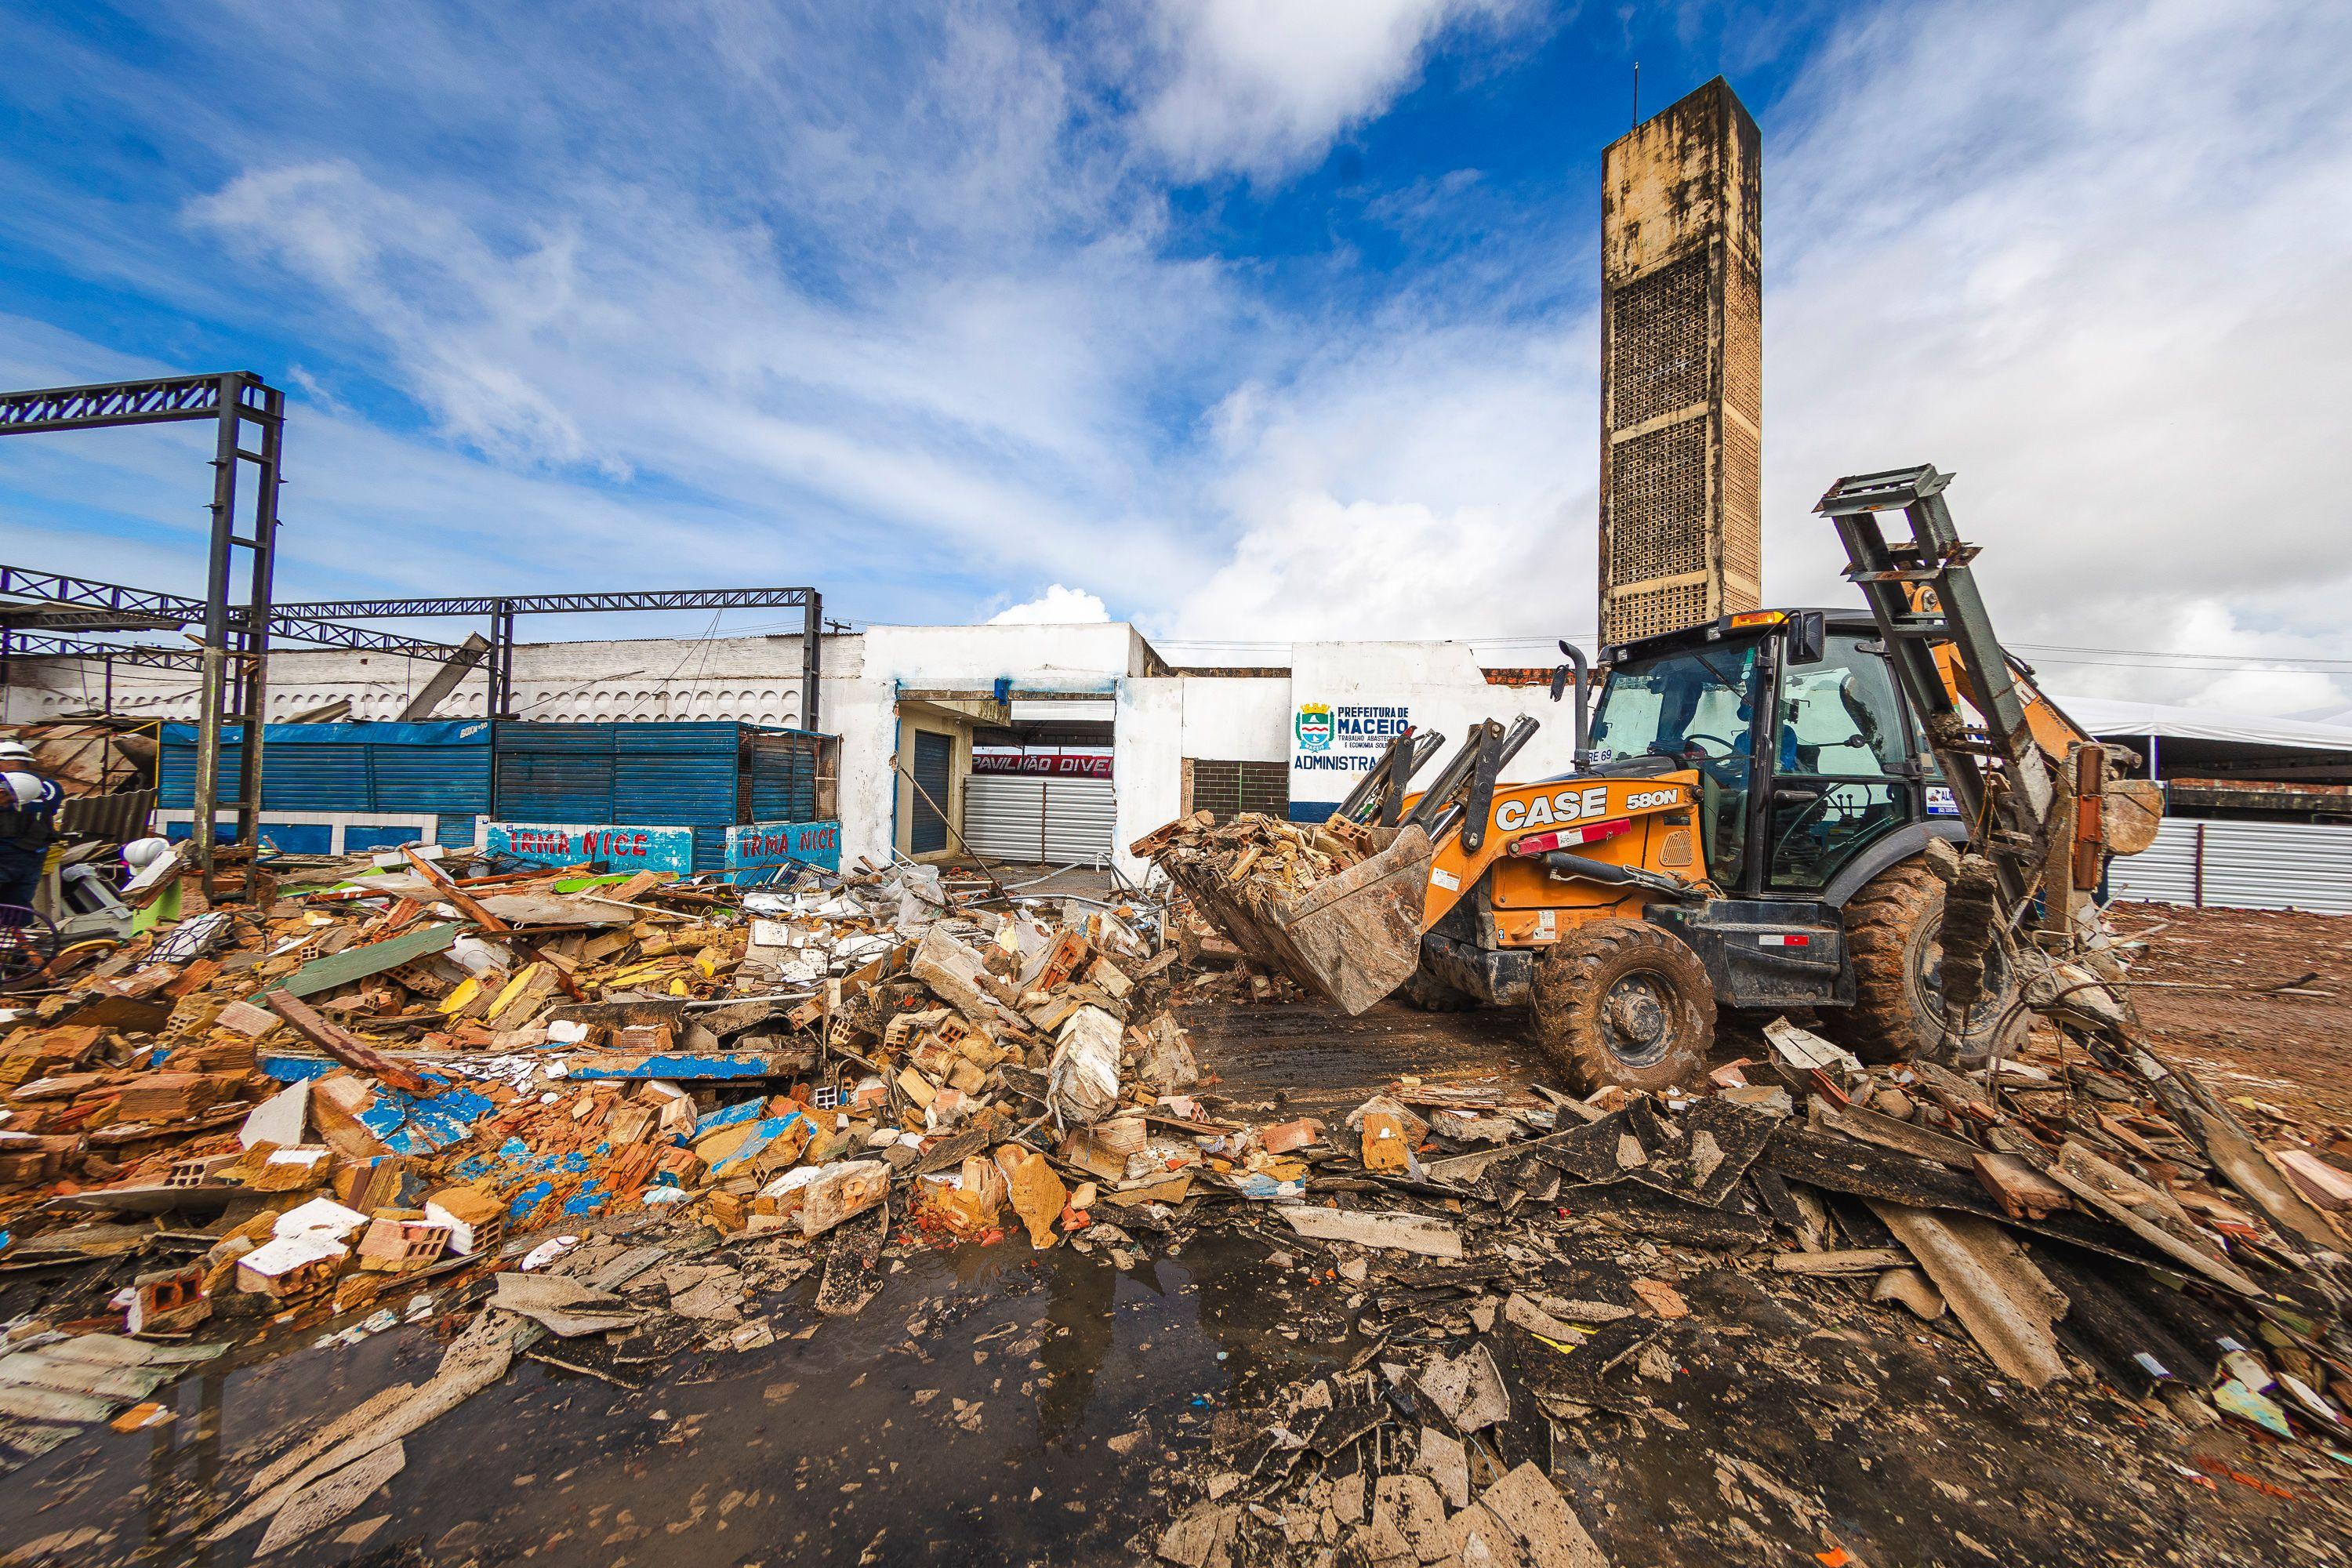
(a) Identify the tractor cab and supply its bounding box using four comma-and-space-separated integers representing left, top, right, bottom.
1581, 608, 1944, 903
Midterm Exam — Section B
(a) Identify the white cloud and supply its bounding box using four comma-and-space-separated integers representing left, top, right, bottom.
1137, 0, 1533, 179
987, 584, 1112, 624
1160, 0, 2352, 714
1171, 317, 1593, 642
5, 0, 2351, 726
1757, 0, 2352, 713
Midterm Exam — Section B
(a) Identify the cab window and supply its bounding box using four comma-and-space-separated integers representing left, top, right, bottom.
1764, 634, 1912, 891
1588, 640, 1763, 888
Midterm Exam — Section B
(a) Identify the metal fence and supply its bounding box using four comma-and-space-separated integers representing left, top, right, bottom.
2107, 816, 2352, 915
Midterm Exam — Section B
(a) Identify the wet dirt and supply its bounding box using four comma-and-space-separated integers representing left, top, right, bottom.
2109, 901, 2352, 1127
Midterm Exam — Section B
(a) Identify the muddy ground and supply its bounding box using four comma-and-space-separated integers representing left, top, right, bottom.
4, 909, 2352, 1566
2109, 902, 2352, 1128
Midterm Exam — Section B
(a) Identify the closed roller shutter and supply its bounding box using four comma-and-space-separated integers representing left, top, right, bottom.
964, 776, 1045, 860
964, 776, 1116, 864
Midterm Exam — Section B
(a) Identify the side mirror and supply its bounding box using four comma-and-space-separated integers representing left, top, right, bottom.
1789, 612, 1828, 666
1555, 640, 1591, 767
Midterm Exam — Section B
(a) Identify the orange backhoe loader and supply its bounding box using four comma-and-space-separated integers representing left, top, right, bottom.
1141, 466, 2161, 1093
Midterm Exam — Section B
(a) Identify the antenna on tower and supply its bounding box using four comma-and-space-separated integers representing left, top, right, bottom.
1631, 61, 1640, 127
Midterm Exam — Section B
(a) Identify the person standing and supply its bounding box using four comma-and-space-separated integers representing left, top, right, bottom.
0, 740, 64, 920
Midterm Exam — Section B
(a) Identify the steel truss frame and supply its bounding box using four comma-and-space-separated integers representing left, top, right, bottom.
278, 588, 828, 727
0, 374, 292, 888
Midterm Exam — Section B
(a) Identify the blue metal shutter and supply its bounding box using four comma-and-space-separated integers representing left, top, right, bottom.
910, 731, 952, 855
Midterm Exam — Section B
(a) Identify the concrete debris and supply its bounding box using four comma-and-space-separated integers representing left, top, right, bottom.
1870, 1203, 2069, 1390
1279, 1206, 1462, 1258
1414, 1343, 1510, 1432
4, 825, 2350, 1564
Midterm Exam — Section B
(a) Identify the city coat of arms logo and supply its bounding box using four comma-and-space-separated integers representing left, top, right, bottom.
1295, 703, 1334, 752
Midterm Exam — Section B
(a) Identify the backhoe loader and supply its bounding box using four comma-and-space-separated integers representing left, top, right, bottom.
1139, 466, 2163, 1093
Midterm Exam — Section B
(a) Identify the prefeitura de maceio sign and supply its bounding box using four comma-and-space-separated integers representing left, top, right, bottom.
485, 821, 695, 876
724, 818, 844, 880
1287, 700, 1411, 822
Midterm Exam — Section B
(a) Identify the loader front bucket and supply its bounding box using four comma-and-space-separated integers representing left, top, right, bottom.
1160, 825, 1435, 1015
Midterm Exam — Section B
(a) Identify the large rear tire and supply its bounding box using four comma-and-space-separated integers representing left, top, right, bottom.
1529, 920, 1714, 1095
1837, 858, 2027, 1066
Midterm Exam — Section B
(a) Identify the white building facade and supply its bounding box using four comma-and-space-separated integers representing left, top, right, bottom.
2, 622, 1590, 881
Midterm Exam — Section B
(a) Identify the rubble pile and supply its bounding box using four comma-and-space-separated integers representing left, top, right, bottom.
1140, 810, 1385, 912
5, 840, 2352, 1557
1133, 1003, 2352, 1563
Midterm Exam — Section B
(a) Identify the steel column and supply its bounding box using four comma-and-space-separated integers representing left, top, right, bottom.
233, 376, 284, 869
802, 590, 823, 731
189, 376, 243, 877
488, 600, 517, 718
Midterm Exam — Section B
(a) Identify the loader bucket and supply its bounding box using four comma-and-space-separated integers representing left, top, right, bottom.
1160, 825, 1435, 1015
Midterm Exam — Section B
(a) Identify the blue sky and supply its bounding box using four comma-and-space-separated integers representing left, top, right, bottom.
4, 1, 2350, 710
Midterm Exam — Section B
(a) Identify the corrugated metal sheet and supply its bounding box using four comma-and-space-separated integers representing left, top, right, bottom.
260, 743, 372, 811
964, 776, 1044, 860
615, 722, 741, 752
748, 734, 823, 822
159, 723, 492, 819
615, 750, 737, 826
372, 744, 492, 812
488, 722, 770, 870
494, 753, 613, 822
2108, 816, 2352, 914
909, 732, 953, 855
964, 777, 1115, 864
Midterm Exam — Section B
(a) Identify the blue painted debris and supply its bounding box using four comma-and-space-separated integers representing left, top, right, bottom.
508, 1178, 556, 1221
561, 1182, 614, 1216
566, 1052, 789, 1081
1235, 1173, 1307, 1201
706, 1112, 807, 1179
695, 1098, 767, 1138
260, 1055, 335, 1083
357, 1083, 495, 1156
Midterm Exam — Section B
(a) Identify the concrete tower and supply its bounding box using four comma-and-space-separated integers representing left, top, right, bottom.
1596, 76, 1762, 647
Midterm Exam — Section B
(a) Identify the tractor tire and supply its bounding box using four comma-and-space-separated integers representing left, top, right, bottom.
1837, 858, 2028, 1067
1397, 965, 1475, 1012
1529, 920, 1714, 1095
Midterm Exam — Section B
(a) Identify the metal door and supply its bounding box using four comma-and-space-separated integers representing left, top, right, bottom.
909, 731, 953, 855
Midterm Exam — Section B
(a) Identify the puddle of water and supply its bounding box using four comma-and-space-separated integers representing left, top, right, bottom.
0, 1229, 1352, 1566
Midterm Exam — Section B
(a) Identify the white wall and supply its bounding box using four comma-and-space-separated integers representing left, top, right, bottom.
1112, 677, 1185, 883
1285, 642, 1577, 816
3, 633, 862, 730
1178, 677, 1293, 762
861, 622, 1145, 691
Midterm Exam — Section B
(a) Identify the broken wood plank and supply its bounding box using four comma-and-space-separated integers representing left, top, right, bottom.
1973, 1152, 2071, 1221
401, 847, 511, 932
1810, 1098, 1984, 1170
1771, 1247, 1908, 1276
2045, 1142, 2263, 1298
261, 991, 434, 1095
270, 923, 457, 1001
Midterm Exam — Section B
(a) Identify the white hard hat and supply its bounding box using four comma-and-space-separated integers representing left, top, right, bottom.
123, 837, 174, 871
0, 741, 34, 764
4, 772, 41, 807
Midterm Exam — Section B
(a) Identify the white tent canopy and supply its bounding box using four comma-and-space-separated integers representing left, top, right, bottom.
2045, 693, 2352, 753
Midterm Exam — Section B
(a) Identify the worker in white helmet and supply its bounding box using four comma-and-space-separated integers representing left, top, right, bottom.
0, 740, 64, 921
